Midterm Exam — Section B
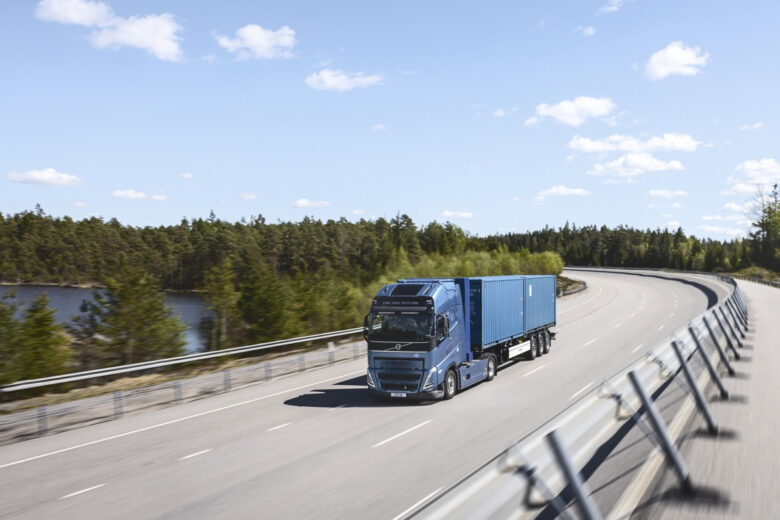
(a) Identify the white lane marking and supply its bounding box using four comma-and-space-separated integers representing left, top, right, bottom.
614, 323, 622, 329
569, 382, 594, 401
266, 423, 291, 432
558, 284, 604, 315
391, 487, 443, 520
523, 365, 546, 377
658, 324, 665, 330
631, 344, 644, 353
328, 404, 346, 411
60, 484, 105, 499
179, 449, 211, 461
373, 420, 432, 448
669, 312, 675, 317
629, 312, 636, 318
583, 339, 596, 347
0, 369, 364, 470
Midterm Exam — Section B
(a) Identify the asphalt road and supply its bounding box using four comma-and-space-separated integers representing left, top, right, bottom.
0, 269, 734, 520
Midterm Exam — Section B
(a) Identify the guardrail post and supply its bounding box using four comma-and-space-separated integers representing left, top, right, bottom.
719, 307, 742, 348
727, 298, 748, 331
712, 311, 740, 359
353, 343, 360, 360
628, 371, 692, 493
265, 362, 272, 381
173, 380, 183, 404
545, 430, 603, 520
732, 293, 748, 324
702, 316, 738, 370
298, 354, 306, 372
113, 391, 124, 418
223, 369, 232, 392
688, 326, 728, 398
724, 301, 746, 338
37, 406, 49, 435
672, 341, 718, 434
328, 342, 336, 364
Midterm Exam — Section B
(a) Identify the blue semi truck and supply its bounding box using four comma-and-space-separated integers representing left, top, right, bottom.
363, 275, 556, 400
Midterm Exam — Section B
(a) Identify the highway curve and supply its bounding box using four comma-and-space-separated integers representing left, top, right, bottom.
0, 269, 734, 520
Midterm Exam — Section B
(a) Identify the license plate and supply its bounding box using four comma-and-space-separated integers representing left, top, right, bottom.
390, 392, 407, 398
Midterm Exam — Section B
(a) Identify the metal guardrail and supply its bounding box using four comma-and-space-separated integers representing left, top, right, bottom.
730, 273, 780, 288
0, 340, 367, 445
414, 274, 748, 519
1, 327, 363, 393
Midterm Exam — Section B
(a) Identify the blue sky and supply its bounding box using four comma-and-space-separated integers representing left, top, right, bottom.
1, 0, 779, 238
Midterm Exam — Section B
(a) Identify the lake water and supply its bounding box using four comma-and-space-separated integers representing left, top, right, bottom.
0, 285, 211, 353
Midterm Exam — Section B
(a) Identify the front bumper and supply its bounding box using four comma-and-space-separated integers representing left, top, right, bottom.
369, 388, 444, 400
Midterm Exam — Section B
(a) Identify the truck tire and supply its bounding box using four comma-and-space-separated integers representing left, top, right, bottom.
542, 330, 550, 354
486, 355, 497, 381
527, 336, 537, 360
536, 333, 545, 357
443, 369, 457, 400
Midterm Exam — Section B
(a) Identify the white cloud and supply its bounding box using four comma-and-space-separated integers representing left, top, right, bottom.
36, 0, 182, 61
576, 25, 596, 37
73, 201, 87, 208
531, 96, 616, 127
304, 69, 383, 92
739, 122, 763, 131
240, 192, 257, 200
492, 108, 506, 117
588, 153, 684, 178
370, 123, 386, 132
8, 167, 83, 187
671, 202, 683, 208
180, 172, 193, 179
697, 225, 746, 237
441, 210, 473, 218
150, 194, 168, 201
36, 0, 112, 26
702, 214, 745, 222
112, 189, 147, 199
598, 0, 628, 14
645, 41, 710, 81
648, 189, 687, 198
534, 185, 590, 203
726, 158, 780, 194
723, 202, 745, 213
294, 198, 330, 208
524, 116, 539, 126
214, 24, 295, 60
666, 221, 681, 230
568, 133, 701, 153
351, 209, 365, 215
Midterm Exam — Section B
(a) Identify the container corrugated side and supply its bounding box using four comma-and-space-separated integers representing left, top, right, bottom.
524, 275, 557, 331
469, 276, 526, 348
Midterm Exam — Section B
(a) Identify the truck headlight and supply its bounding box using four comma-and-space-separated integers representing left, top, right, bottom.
367, 370, 376, 388
423, 369, 435, 390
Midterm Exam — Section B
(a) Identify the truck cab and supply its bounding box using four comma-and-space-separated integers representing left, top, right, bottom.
364, 278, 492, 400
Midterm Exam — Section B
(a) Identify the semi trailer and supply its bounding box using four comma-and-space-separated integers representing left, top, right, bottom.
364, 275, 556, 400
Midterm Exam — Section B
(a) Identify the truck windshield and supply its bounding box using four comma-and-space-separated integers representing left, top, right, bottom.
367, 312, 432, 341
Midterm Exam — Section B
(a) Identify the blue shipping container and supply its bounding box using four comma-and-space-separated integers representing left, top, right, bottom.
524, 275, 557, 331
469, 276, 526, 348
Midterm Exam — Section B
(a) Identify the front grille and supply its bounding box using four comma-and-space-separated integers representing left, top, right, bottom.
381, 382, 420, 392
378, 373, 420, 381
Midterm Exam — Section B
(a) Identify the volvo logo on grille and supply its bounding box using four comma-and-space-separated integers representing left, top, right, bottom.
394, 344, 402, 350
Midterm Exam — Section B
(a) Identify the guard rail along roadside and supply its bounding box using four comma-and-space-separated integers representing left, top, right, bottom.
412, 273, 749, 519
1, 327, 363, 393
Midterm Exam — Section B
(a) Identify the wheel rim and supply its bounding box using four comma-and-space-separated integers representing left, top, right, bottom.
488, 359, 495, 377
447, 373, 456, 395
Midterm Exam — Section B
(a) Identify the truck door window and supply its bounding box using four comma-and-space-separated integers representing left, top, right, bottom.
436, 314, 448, 341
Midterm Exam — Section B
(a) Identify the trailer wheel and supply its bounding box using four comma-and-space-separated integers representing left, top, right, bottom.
542, 330, 550, 354
443, 369, 457, 400
527, 336, 537, 360
486, 355, 497, 381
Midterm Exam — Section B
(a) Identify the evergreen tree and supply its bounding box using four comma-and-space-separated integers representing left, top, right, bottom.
13, 293, 71, 380
0, 293, 19, 384
203, 258, 244, 349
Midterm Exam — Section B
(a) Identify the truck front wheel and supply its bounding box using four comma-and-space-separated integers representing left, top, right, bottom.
443, 369, 457, 400
486, 355, 497, 381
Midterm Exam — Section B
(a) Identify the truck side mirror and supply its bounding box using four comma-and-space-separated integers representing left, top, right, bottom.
436, 314, 448, 341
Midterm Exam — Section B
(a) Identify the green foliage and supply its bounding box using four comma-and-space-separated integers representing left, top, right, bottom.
0, 293, 20, 384
87, 271, 187, 365
202, 259, 244, 350
12, 294, 71, 381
